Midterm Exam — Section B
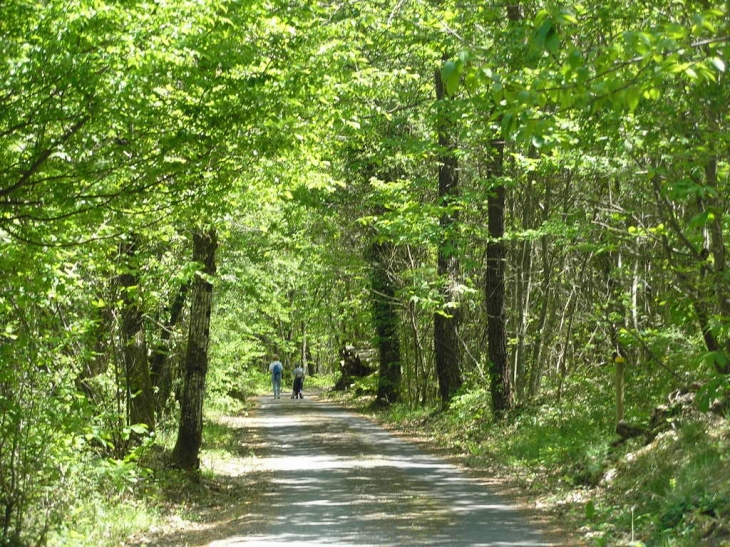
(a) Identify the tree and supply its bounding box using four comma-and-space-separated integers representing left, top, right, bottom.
485, 138, 513, 414
369, 239, 403, 405
118, 235, 156, 431
1, 0, 728, 541
171, 228, 218, 470
433, 59, 464, 404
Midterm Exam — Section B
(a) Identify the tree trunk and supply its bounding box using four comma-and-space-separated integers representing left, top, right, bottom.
704, 157, 730, 373
485, 2, 521, 416
118, 236, 155, 431
486, 139, 513, 416
171, 228, 218, 470
150, 280, 189, 416
433, 62, 463, 404
369, 241, 402, 405
615, 355, 626, 427
527, 233, 553, 398
514, 236, 533, 402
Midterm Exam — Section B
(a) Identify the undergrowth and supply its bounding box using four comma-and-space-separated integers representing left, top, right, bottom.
46, 443, 162, 546
46, 393, 256, 546
595, 419, 730, 546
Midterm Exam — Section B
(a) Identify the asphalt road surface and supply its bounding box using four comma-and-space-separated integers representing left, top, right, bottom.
210, 392, 551, 547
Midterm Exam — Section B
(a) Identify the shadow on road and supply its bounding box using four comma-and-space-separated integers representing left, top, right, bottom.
133, 393, 552, 547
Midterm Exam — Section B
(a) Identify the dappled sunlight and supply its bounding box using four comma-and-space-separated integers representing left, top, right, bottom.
252, 453, 456, 472
202, 397, 552, 547
141, 396, 552, 546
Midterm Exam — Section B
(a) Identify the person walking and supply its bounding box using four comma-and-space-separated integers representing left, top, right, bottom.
291, 363, 305, 399
269, 355, 283, 399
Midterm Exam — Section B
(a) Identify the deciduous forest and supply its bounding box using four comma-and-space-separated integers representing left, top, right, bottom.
1, 0, 728, 545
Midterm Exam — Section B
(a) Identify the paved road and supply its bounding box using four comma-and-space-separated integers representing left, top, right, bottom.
211, 393, 551, 547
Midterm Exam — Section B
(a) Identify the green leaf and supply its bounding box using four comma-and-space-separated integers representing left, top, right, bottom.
130, 424, 149, 435
534, 8, 550, 25
441, 60, 460, 97
546, 28, 561, 55
491, 81, 504, 101
585, 500, 596, 520
567, 48, 583, 69
501, 112, 514, 137
626, 87, 640, 113
643, 87, 661, 100
556, 8, 578, 25
576, 66, 590, 83
533, 20, 553, 51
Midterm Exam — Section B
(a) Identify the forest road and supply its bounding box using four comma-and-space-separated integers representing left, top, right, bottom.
206, 392, 552, 547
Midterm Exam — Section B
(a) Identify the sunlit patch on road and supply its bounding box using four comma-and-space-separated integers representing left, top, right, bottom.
205, 396, 552, 547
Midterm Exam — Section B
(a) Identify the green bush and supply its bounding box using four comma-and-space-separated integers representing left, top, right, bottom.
47, 455, 158, 547
594, 419, 730, 546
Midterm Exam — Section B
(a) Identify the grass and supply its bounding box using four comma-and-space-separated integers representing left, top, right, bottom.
46, 458, 162, 547
49, 497, 159, 547
47, 394, 258, 547
596, 418, 730, 546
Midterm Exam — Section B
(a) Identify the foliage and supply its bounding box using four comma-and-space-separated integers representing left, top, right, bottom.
46, 455, 157, 547
1, 0, 729, 542
594, 420, 730, 546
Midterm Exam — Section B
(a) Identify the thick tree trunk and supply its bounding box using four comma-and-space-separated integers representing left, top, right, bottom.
486, 140, 513, 416
485, 2, 521, 415
369, 241, 402, 405
118, 236, 155, 431
433, 63, 463, 404
171, 229, 217, 470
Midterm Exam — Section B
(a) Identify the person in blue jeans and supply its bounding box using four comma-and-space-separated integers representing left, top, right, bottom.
269, 356, 283, 398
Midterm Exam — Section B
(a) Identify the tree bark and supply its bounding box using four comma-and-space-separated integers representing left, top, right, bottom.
486, 139, 513, 416
433, 62, 463, 404
151, 280, 189, 416
171, 228, 217, 470
118, 236, 155, 431
485, 2, 521, 416
527, 232, 554, 398
369, 241, 402, 405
